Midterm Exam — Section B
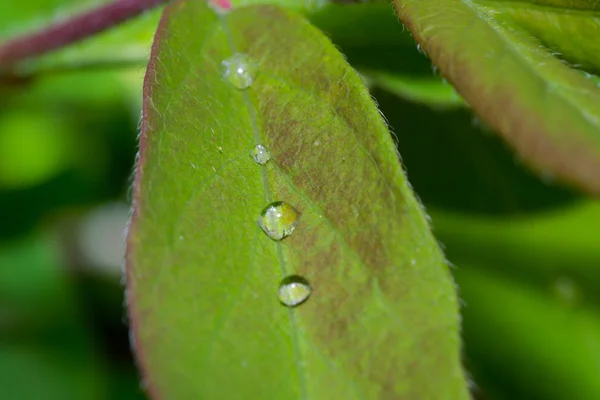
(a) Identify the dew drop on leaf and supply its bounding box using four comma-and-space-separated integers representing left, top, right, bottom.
222, 53, 257, 89
279, 275, 311, 307
258, 201, 300, 240
250, 144, 271, 165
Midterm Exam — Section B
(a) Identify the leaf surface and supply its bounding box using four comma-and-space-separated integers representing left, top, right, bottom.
394, 0, 600, 195
127, 1, 468, 399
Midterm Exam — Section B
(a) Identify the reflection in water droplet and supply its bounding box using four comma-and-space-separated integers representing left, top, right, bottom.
250, 144, 271, 165
279, 275, 311, 307
259, 201, 300, 240
222, 53, 257, 90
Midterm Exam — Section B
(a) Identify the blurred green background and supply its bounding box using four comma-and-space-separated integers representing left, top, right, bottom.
1, 2, 600, 400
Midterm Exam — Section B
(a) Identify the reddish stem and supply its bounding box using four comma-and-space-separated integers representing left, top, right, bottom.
0, 0, 170, 66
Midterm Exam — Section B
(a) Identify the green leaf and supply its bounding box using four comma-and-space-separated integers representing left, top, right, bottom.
455, 266, 600, 400
430, 200, 600, 305
429, 199, 600, 398
366, 70, 464, 108
0, 343, 106, 400
0, 230, 109, 399
127, 2, 468, 399
0, 231, 71, 330
394, 0, 600, 195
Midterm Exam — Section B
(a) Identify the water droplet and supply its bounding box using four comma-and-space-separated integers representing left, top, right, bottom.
279, 275, 311, 307
410, 258, 416, 266
258, 201, 300, 240
222, 53, 257, 90
250, 144, 271, 165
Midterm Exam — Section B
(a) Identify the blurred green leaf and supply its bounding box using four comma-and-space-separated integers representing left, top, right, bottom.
0, 343, 106, 400
0, 229, 110, 399
373, 89, 576, 214
430, 201, 600, 305
0, 111, 75, 189
0, 68, 140, 239
456, 266, 600, 400
127, 2, 467, 399
0, 231, 70, 330
365, 70, 463, 108
394, 0, 600, 196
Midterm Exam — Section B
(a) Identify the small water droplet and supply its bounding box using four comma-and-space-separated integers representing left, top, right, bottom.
410, 258, 416, 266
258, 201, 300, 240
222, 53, 257, 90
250, 144, 271, 165
279, 275, 311, 307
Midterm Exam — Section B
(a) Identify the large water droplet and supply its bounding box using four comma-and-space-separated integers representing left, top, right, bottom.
250, 144, 271, 165
258, 201, 300, 240
279, 275, 311, 307
222, 53, 257, 90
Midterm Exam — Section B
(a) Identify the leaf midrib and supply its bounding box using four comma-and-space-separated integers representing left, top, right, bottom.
217, 12, 309, 400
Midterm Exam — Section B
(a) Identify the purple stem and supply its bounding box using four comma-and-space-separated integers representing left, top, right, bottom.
0, 0, 170, 66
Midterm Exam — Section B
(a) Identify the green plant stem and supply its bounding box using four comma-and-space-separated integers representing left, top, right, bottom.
0, 0, 169, 67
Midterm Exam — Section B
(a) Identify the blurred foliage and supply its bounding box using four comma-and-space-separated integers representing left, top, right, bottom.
0, 1, 599, 400
0, 44, 145, 400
